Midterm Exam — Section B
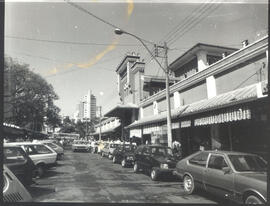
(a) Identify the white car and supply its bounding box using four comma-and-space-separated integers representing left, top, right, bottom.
35, 140, 64, 160
3, 165, 32, 202
5, 142, 57, 177
71, 140, 91, 152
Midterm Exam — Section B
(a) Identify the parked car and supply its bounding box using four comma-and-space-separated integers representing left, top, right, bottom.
5, 142, 57, 178
3, 145, 36, 186
3, 165, 32, 202
101, 142, 121, 159
174, 150, 267, 204
112, 143, 137, 167
133, 144, 178, 181
71, 140, 91, 152
36, 140, 64, 160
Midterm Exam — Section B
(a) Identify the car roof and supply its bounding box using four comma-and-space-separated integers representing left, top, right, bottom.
3, 145, 23, 149
203, 150, 259, 156
4, 142, 43, 146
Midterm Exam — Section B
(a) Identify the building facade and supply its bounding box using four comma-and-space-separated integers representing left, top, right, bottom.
74, 90, 97, 122
104, 35, 268, 159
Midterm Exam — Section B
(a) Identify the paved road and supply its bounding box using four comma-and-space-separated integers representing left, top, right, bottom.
28, 150, 223, 203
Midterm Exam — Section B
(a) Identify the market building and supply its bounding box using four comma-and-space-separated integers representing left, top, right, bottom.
100, 36, 268, 158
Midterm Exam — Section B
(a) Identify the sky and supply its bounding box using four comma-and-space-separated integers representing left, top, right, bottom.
4, 0, 268, 117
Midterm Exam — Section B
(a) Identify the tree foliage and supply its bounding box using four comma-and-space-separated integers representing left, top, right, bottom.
4, 57, 61, 131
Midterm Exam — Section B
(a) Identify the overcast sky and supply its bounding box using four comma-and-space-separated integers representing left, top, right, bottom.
5, 0, 268, 117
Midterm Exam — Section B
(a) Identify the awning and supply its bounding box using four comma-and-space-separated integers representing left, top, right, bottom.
126, 105, 188, 129
91, 124, 121, 136
181, 82, 261, 117
104, 103, 139, 118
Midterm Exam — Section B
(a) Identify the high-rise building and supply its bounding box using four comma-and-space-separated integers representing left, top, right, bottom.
74, 90, 97, 122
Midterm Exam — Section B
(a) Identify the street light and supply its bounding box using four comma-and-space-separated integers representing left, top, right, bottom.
114, 28, 173, 148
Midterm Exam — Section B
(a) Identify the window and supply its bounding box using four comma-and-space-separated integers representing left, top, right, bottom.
189, 152, 209, 167
25, 145, 53, 155
228, 155, 267, 172
142, 147, 151, 155
208, 155, 228, 170
4, 147, 27, 164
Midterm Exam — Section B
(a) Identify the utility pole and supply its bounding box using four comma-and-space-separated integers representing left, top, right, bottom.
115, 28, 173, 148
98, 106, 102, 141
164, 42, 173, 148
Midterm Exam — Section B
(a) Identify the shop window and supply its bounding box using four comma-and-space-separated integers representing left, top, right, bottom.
189, 152, 209, 167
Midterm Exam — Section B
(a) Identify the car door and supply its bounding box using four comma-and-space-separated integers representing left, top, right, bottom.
186, 152, 209, 189
23, 145, 56, 165
141, 146, 152, 171
4, 147, 28, 176
204, 154, 235, 198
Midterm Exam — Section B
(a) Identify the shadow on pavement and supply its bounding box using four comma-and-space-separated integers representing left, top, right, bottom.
28, 185, 55, 199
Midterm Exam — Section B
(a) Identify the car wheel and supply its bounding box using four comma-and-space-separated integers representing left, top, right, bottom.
134, 162, 139, 173
183, 175, 195, 194
121, 159, 126, 168
35, 164, 45, 178
150, 168, 158, 181
245, 195, 264, 204
112, 156, 117, 164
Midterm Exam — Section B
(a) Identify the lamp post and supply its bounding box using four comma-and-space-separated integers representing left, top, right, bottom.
114, 28, 173, 148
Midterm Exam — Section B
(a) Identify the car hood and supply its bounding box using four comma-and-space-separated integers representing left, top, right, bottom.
237, 172, 267, 182
124, 151, 135, 156
73, 144, 88, 147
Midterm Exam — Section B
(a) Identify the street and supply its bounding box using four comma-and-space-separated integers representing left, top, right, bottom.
28, 149, 223, 203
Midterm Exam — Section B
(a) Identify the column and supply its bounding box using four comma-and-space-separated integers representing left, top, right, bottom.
206, 76, 217, 98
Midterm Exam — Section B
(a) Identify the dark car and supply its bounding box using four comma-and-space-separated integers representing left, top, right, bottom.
133, 144, 178, 181
3, 145, 36, 186
112, 144, 137, 167
174, 150, 267, 204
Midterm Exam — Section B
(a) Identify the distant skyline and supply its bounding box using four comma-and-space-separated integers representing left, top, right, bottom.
5, 0, 268, 117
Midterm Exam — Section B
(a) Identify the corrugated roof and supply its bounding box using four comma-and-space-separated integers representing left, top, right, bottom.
126, 82, 263, 129
181, 83, 258, 116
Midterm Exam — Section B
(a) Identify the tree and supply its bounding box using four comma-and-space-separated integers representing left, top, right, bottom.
4, 57, 61, 131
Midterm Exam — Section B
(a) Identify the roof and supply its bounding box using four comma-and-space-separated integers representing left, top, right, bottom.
91, 124, 121, 136
126, 105, 188, 129
203, 150, 261, 156
115, 54, 140, 73
180, 82, 259, 117
126, 82, 263, 129
4, 142, 43, 146
104, 103, 139, 117
169, 43, 238, 71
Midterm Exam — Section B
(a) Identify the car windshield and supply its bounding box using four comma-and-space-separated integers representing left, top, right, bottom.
122, 144, 136, 151
151, 147, 173, 156
228, 154, 267, 172
46, 143, 57, 149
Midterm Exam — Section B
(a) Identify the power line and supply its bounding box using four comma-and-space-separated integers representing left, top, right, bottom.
45, 66, 115, 78
65, 0, 155, 46
143, 1, 216, 65
142, 1, 213, 65
168, 3, 220, 46
5, 35, 141, 47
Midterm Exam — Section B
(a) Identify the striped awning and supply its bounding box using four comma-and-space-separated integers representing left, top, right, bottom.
125, 105, 188, 129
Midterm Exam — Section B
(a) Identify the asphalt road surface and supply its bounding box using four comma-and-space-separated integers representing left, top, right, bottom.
28, 150, 224, 203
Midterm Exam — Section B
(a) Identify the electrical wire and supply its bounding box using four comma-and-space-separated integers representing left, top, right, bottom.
142, 1, 213, 65
168, 3, 220, 46
5, 35, 141, 47
65, 0, 156, 46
